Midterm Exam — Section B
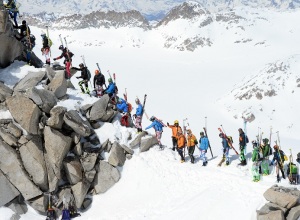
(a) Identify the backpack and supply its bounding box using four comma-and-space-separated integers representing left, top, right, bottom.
245, 135, 249, 143
194, 139, 198, 145
227, 136, 233, 143
86, 68, 91, 80
48, 37, 53, 47
127, 103, 132, 113
279, 150, 288, 162
290, 164, 298, 174
268, 146, 273, 156
61, 209, 71, 220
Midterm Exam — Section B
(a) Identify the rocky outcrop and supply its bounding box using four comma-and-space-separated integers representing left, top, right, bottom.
63, 110, 92, 137
27, 87, 57, 114
89, 94, 117, 122
13, 71, 45, 93
47, 70, 67, 99
0, 170, 20, 207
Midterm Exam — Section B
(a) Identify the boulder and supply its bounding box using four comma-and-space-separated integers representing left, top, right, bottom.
257, 202, 288, 215
0, 170, 20, 207
63, 110, 92, 137
93, 161, 120, 194
6, 95, 42, 135
7, 122, 22, 138
129, 131, 147, 149
47, 70, 67, 99
44, 126, 72, 179
81, 198, 92, 210
140, 136, 159, 152
101, 139, 112, 153
13, 71, 45, 93
73, 142, 82, 156
0, 140, 42, 200
264, 188, 298, 209
89, 94, 117, 122
108, 141, 126, 167
0, 81, 13, 101
19, 137, 48, 191
5, 196, 28, 215
44, 153, 59, 192
27, 87, 57, 114
71, 180, 91, 209
47, 106, 67, 130
85, 169, 97, 183
0, 127, 18, 147
63, 158, 83, 185
287, 205, 300, 220
28, 194, 47, 213
45, 65, 56, 81
257, 210, 285, 220
80, 152, 98, 172
121, 144, 134, 155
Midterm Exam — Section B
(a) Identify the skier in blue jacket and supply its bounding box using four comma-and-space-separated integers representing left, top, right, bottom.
116, 98, 129, 127
219, 133, 231, 165
199, 131, 209, 166
145, 116, 164, 149
133, 98, 143, 132
104, 78, 116, 97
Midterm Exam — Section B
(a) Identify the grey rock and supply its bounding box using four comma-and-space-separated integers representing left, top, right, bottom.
81, 198, 92, 210
257, 210, 285, 220
108, 141, 126, 167
0, 139, 42, 200
0, 170, 20, 207
63, 158, 83, 185
72, 133, 81, 145
44, 153, 59, 192
101, 139, 112, 153
73, 142, 82, 156
47, 106, 67, 130
13, 71, 45, 93
18, 135, 29, 145
257, 202, 288, 215
5, 196, 28, 215
89, 94, 117, 122
28, 194, 47, 213
85, 169, 97, 183
126, 154, 133, 160
121, 144, 134, 155
10, 213, 21, 220
27, 87, 58, 114
55, 188, 75, 209
6, 95, 42, 135
0, 81, 13, 101
71, 180, 91, 209
287, 205, 300, 220
7, 122, 22, 138
47, 70, 67, 99
264, 188, 298, 209
44, 126, 72, 180
80, 152, 98, 172
140, 136, 159, 152
19, 137, 48, 191
129, 131, 147, 149
0, 127, 18, 147
93, 161, 120, 194
63, 110, 92, 137
45, 65, 56, 81
0, 118, 13, 124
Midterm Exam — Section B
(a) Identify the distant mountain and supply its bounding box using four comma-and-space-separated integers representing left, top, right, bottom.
19, 0, 300, 21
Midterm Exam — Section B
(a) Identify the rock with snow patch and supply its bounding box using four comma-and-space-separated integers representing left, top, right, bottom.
108, 141, 126, 167
63, 110, 92, 137
19, 137, 48, 191
0, 139, 42, 200
0, 127, 18, 147
140, 136, 159, 152
121, 144, 134, 155
0, 81, 13, 100
6, 95, 42, 135
129, 131, 147, 149
287, 205, 300, 220
80, 152, 98, 172
5, 196, 28, 215
71, 179, 91, 209
85, 169, 97, 183
257, 210, 285, 220
0, 170, 20, 207
44, 126, 72, 180
63, 157, 83, 185
13, 71, 45, 93
89, 94, 117, 122
263, 187, 299, 209
47, 106, 67, 130
28, 194, 47, 213
93, 160, 120, 194
47, 70, 67, 99
27, 87, 58, 114
7, 122, 22, 138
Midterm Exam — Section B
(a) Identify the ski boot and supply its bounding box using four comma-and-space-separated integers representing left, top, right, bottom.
277, 175, 281, 183
226, 160, 230, 166
181, 159, 185, 163
202, 161, 208, 166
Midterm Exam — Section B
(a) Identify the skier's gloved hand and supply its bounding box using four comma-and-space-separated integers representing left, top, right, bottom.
76, 77, 79, 79
53, 58, 57, 61
167, 122, 169, 126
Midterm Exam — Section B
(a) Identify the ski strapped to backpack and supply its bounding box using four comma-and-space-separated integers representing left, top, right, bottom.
141, 94, 147, 120
218, 126, 239, 155
203, 127, 213, 158
81, 55, 92, 87
63, 37, 73, 67
45, 26, 52, 56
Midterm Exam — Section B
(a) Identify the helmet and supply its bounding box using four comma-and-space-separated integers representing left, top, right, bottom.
150, 116, 155, 121
79, 63, 84, 68
219, 133, 223, 138
174, 120, 179, 124
238, 128, 243, 132
263, 138, 269, 143
41, 33, 46, 37
135, 98, 140, 103
252, 140, 258, 146
22, 20, 26, 25
200, 131, 204, 136
187, 129, 191, 134
59, 45, 64, 50
108, 78, 112, 83
95, 70, 100, 75
273, 145, 279, 150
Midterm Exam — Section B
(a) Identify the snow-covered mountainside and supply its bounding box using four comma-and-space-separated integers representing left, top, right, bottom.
18, 0, 300, 20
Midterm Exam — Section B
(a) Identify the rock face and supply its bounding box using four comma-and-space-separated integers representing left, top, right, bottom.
89, 94, 117, 122
47, 70, 67, 99
6, 95, 42, 135
63, 110, 92, 137
0, 170, 20, 207
13, 71, 45, 93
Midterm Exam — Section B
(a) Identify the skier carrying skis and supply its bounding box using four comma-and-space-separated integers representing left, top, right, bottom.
269, 145, 286, 182
53, 45, 73, 79
287, 161, 298, 184
4, 0, 19, 28
186, 129, 197, 164
93, 70, 106, 97
41, 32, 50, 65
145, 116, 164, 149
133, 98, 143, 133
16, 20, 30, 41
177, 130, 186, 163
251, 140, 262, 182
103, 78, 116, 99
72, 63, 90, 94
167, 120, 182, 151
219, 133, 230, 165
238, 128, 248, 166
116, 98, 129, 127
199, 131, 209, 166
260, 138, 271, 175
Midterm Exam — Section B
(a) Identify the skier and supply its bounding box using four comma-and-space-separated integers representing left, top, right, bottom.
103, 78, 116, 100
145, 116, 164, 149
177, 130, 186, 163
185, 129, 197, 164
53, 45, 74, 79
219, 133, 230, 165
260, 138, 271, 175
72, 63, 90, 94
116, 98, 129, 127
166, 120, 182, 151
4, 0, 19, 27
251, 141, 262, 182
16, 20, 30, 41
287, 162, 298, 184
199, 131, 209, 166
269, 145, 286, 182
93, 70, 106, 97
41, 32, 50, 65
238, 128, 248, 166
133, 98, 143, 133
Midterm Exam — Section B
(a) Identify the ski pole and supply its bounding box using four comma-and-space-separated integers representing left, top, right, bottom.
59, 34, 64, 47
46, 25, 51, 57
